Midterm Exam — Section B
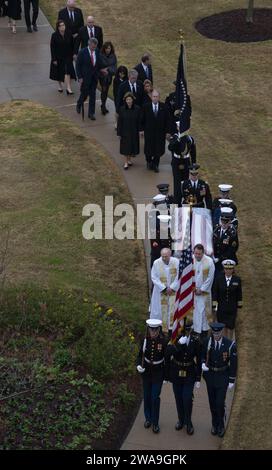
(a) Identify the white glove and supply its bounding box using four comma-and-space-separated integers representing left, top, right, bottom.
228, 382, 234, 390
202, 363, 209, 372
163, 380, 169, 384
136, 365, 145, 374
178, 336, 187, 345
213, 257, 219, 263
195, 381, 201, 389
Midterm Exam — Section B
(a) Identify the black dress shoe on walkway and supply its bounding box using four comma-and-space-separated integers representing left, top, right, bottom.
217, 427, 225, 438
175, 421, 184, 431
89, 114, 96, 120
144, 420, 151, 429
154, 166, 159, 173
211, 426, 218, 436
76, 103, 81, 114
152, 424, 160, 434
186, 423, 194, 435
27, 26, 32, 33
32, 24, 38, 31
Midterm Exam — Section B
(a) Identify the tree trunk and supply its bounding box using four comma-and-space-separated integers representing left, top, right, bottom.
246, 0, 254, 24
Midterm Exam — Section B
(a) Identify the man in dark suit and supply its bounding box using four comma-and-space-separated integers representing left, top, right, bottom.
213, 260, 242, 339
202, 322, 237, 437
23, 0, 39, 32
74, 15, 103, 55
180, 164, 212, 209
116, 69, 144, 113
134, 53, 153, 84
141, 90, 171, 172
76, 38, 102, 120
213, 208, 239, 274
58, 0, 84, 38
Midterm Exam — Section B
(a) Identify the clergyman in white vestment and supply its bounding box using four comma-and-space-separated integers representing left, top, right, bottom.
150, 248, 180, 333
193, 244, 215, 334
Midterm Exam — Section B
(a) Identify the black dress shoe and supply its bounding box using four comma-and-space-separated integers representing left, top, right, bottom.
27, 26, 32, 33
32, 24, 38, 31
152, 424, 160, 434
175, 421, 184, 431
66, 90, 74, 95
101, 106, 107, 115
144, 420, 151, 429
154, 166, 159, 173
217, 427, 225, 438
211, 426, 218, 436
89, 114, 96, 120
186, 423, 194, 435
76, 103, 81, 114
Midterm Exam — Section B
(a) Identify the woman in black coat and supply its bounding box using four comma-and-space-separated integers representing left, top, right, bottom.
113, 65, 128, 128
7, 0, 21, 33
117, 92, 141, 169
50, 19, 76, 94
99, 41, 117, 115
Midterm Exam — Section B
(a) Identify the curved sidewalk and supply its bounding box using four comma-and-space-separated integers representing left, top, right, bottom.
0, 11, 234, 450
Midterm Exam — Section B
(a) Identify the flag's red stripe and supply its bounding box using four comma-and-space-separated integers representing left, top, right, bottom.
179, 268, 194, 286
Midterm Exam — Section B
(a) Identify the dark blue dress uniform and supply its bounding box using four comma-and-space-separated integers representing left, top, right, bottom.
213, 273, 242, 329
212, 198, 238, 228
213, 225, 239, 272
165, 332, 201, 433
181, 178, 212, 209
137, 332, 167, 429
168, 134, 196, 205
202, 333, 237, 435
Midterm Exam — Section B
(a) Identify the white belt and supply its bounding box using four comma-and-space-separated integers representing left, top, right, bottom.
144, 358, 164, 365
173, 153, 190, 160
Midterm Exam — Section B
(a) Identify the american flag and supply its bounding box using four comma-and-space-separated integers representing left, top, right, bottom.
171, 217, 195, 343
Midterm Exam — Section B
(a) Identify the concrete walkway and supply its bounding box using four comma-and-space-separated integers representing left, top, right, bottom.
0, 10, 234, 450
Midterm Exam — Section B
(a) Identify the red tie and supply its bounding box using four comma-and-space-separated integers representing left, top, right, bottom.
91, 51, 95, 66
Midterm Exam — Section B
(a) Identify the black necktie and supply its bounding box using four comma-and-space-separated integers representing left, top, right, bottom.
146, 66, 149, 79
215, 341, 219, 352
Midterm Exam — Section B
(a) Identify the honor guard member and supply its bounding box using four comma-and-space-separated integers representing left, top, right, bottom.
213, 260, 242, 339
165, 82, 192, 134
168, 122, 197, 205
213, 199, 238, 229
213, 208, 239, 274
212, 184, 237, 227
202, 322, 237, 437
180, 164, 212, 209
137, 319, 167, 433
156, 183, 175, 207
165, 321, 201, 435
150, 213, 173, 268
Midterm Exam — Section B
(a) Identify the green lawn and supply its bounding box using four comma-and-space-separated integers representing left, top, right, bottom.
0, 100, 147, 449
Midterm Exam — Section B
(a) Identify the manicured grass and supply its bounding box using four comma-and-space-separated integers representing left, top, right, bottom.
0, 100, 147, 449
41, 0, 272, 449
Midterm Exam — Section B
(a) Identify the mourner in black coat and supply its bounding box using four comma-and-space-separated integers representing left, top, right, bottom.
213, 260, 242, 333
58, 3, 84, 37
168, 124, 197, 204
50, 23, 76, 85
134, 53, 153, 83
23, 0, 39, 31
113, 66, 128, 112
74, 16, 103, 54
165, 322, 201, 434
213, 209, 239, 273
180, 164, 212, 209
7, 0, 21, 20
141, 90, 171, 172
116, 69, 144, 113
137, 319, 167, 433
76, 38, 102, 119
202, 322, 237, 437
117, 92, 141, 169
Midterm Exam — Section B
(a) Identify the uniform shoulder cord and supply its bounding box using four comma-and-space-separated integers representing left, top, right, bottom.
228, 340, 235, 364
206, 337, 212, 366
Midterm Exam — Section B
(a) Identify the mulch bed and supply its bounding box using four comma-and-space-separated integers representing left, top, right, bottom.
195, 8, 272, 43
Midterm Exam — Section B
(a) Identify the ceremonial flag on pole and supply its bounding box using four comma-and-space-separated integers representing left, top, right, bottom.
171, 214, 195, 343
175, 41, 191, 133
